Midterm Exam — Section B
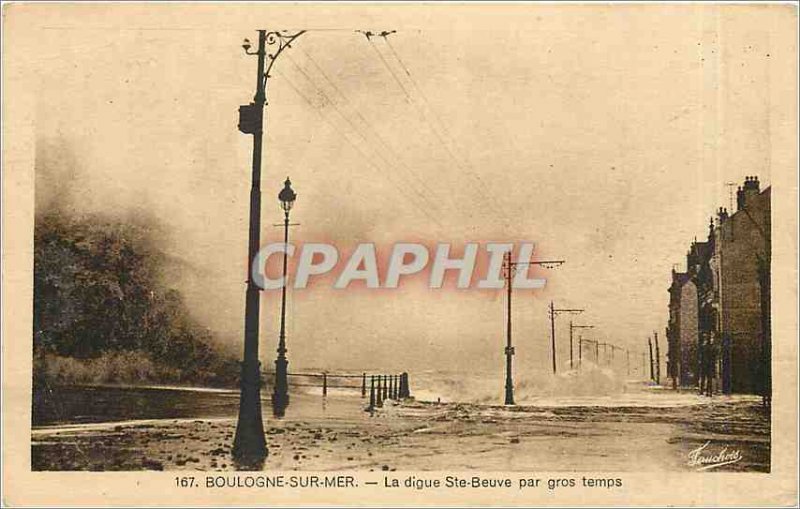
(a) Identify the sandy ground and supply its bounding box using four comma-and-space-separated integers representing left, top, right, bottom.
31, 390, 769, 472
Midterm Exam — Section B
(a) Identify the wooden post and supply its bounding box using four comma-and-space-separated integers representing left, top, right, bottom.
322, 372, 327, 397
400, 372, 410, 398
626, 349, 630, 376
382, 375, 388, 400
376, 375, 383, 407
368, 375, 376, 412
361, 372, 366, 398
656, 340, 662, 386
642, 352, 646, 379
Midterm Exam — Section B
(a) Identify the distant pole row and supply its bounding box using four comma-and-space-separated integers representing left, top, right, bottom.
578, 337, 649, 379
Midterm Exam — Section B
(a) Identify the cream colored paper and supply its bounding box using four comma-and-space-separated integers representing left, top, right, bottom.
2, 2, 797, 506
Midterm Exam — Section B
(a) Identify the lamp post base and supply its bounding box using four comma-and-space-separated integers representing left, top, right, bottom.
232, 362, 267, 468
504, 384, 515, 406
272, 356, 290, 417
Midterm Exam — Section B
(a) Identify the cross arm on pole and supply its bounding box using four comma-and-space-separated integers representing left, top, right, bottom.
510, 260, 565, 268
550, 307, 584, 319
505, 259, 565, 273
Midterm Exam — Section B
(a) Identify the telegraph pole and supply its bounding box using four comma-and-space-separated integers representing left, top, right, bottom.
502, 252, 564, 405
626, 349, 630, 376
583, 338, 599, 366
570, 323, 594, 370
608, 344, 623, 371
548, 302, 583, 374
599, 342, 608, 366
504, 253, 513, 405
641, 351, 646, 379
648, 337, 655, 382
233, 29, 304, 466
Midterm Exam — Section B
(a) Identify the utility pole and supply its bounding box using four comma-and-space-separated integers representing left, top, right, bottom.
626, 349, 630, 376
641, 351, 646, 379
654, 331, 661, 385
548, 302, 584, 374
502, 252, 565, 405
608, 344, 623, 371
504, 252, 513, 405
570, 323, 594, 370
233, 29, 304, 466
648, 337, 655, 382
569, 323, 573, 370
599, 342, 608, 366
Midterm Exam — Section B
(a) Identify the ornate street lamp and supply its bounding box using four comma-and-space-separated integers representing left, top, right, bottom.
272, 177, 296, 416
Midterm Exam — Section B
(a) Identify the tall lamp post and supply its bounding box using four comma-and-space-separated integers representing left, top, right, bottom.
272, 177, 296, 415
232, 29, 304, 465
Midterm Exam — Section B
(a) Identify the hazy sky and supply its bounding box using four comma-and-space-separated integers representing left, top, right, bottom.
28, 4, 794, 376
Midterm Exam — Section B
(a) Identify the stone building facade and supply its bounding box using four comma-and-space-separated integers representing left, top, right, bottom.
666, 271, 698, 387
713, 177, 771, 394
666, 176, 771, 396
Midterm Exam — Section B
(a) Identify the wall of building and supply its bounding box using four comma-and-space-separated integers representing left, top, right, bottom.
678, 279, 698, 386
666, 178, 770, 396
716, 186, 770, 394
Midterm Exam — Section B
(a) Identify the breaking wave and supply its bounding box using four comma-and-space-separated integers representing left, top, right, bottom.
409, 361, 629, 405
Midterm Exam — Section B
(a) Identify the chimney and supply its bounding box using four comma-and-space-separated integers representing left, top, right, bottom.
738, 175, 761, 211
717, 207, 729, 224
686, 243, 696, 269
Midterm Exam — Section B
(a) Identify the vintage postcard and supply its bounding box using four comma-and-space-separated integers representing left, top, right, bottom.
2, 2, 798, 507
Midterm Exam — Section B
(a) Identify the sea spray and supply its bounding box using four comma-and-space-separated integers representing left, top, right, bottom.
409, 362, 625, 405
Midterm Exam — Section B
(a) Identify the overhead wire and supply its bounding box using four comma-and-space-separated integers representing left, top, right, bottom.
296, 46, 456, 223
368, 36, 507, 223
275, 67, 444, 227
367, 38, 415, 102
284, 53, 445, 221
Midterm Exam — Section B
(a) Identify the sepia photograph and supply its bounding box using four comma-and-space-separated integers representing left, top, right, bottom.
2, 2, 797, 507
